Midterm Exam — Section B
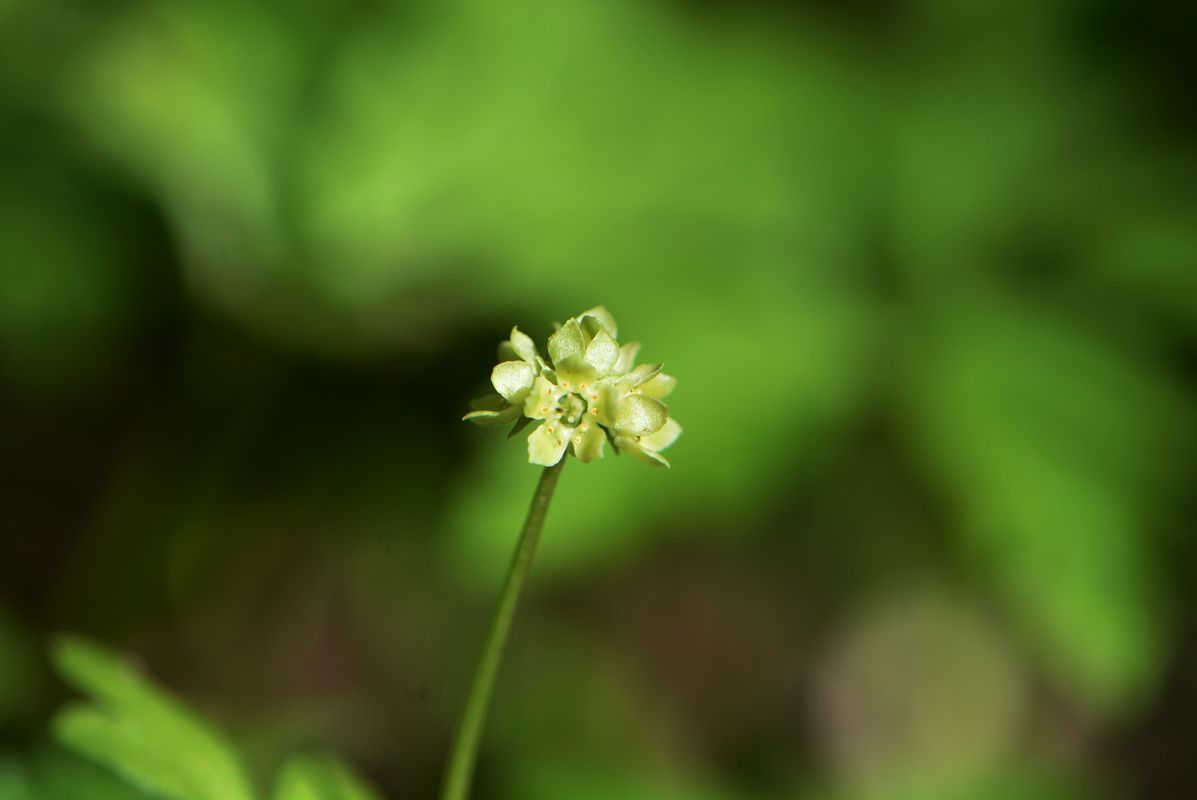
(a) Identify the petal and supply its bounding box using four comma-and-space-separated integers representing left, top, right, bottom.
491, 361, 536, 402
509, 326, 540, 364
547, 318, 585, 366
622, 363, 662, 388
578, 305, 618, 338
640, 417, 682, 452
528, 421, 572, 466
555, 356, 596, 391
588, 378, 620, 427
583, 331, 620, 376
613, 435, 670, 467
463, 404, 522, 426
615, 394, 669, 437
571, 422, 606, 463
614, 342, 640, 374
467, 392, 506, 412
523, 375, 562, 419
638, 372, 676, 399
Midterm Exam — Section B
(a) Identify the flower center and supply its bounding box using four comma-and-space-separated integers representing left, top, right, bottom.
560, 392, 588, 426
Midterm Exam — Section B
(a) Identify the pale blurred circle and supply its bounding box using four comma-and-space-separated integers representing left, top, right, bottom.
810, 588, 1029, 797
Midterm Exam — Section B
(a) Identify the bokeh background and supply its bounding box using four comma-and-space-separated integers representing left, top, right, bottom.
2, 0, 1196, 797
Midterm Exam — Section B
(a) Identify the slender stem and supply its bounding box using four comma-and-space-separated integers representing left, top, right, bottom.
439, 458, 565, 800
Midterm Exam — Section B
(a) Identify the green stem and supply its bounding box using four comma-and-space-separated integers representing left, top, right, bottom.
439, 458, 565, 800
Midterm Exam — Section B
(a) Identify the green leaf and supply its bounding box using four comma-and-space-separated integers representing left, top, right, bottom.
907, 304, 1184, 714
50, 636, 257, 800
272, 755, 381, 800
24, 746, 153, 800
0, 759, 35, 800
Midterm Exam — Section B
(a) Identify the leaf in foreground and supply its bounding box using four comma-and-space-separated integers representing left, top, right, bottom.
50, 635, 256, 800
273, 755, 382, 800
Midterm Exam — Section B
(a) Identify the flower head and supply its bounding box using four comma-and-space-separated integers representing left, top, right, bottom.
464, 306, 681, 467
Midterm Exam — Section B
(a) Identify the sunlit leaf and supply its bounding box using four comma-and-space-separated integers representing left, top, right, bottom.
272, 755, 382, 800
51, 636, 257, 800
907, 302, 1187, 713
0, 759, 35, 800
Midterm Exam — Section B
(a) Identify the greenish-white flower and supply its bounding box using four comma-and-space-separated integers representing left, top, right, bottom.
464, 306, 681, 467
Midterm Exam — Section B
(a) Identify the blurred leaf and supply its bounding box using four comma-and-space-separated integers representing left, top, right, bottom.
1090, 208, 1197, 337
0, 758, 36, 800
51, 635, 257, 800
57, 0, 877, 358
908, 302, 1187, 713
0, 745, 163, 800
27, 745, 155, 800
60, 1, 311, 348
0, 152, 154, 392
272, 755, 381, 800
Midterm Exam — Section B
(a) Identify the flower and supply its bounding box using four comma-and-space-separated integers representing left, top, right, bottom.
464, 306, 681, 467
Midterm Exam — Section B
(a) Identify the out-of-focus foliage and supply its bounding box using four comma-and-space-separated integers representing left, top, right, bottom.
53, 636, 257, 800
272, 755, 382, 800
50, 637, 382, 800
1, 0, 1195, 797
0, 747, 151, 800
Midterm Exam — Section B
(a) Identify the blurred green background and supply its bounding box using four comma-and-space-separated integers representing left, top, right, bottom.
1, 0, 1196, 797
